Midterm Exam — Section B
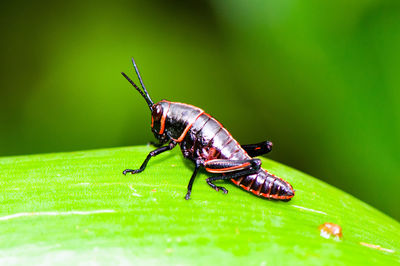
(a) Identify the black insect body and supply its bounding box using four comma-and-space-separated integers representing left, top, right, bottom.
122, 59, 295, 201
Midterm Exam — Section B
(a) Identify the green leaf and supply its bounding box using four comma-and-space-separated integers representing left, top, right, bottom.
0, 146, 399, 265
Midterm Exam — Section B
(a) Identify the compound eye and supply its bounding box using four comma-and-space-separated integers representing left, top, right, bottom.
152, 104, 163, 121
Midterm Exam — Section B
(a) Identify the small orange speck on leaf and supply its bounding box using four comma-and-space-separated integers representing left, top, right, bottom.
319, 222, 342, 240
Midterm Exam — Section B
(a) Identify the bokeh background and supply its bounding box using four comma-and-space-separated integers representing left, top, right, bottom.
1, 1, 399, 220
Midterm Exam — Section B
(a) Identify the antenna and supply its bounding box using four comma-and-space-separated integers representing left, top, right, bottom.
131, 58, 152, 106
121, 71, 153, 110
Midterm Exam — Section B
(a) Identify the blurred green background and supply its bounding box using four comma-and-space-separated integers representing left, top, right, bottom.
0, 1, 399, 220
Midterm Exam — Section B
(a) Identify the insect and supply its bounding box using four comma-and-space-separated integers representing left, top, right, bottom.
122, 58, 295, 201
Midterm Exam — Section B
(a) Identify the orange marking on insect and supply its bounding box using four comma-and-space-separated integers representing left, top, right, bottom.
159, 102, 171, 134
252, 180, 264, 196
175, 102, 204, 113
206, 162, 251, 173
240, 184, 250, 191
247, 176, 256, 188
203, 113, 224, 129
265, 180, 274, 198
204, 113, 246, 153
250, 189, 260, 196
206, 147, 218, 161
276, 186, 281, 196
268, 194, 282, 200
173, 112, 204, 142
231, 176, 244, 186
255, 147, 261, 150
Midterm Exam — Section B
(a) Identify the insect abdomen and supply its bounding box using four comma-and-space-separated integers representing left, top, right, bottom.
231, 169, 294, 201
182, 113, 249, 161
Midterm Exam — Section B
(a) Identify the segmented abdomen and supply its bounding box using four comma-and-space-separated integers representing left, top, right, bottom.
231, 169, 294, 201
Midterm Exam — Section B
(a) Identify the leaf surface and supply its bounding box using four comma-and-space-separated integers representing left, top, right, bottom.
0, 146, 399, 265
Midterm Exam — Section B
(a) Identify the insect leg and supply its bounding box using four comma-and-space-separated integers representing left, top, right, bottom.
204, 158, 261, 173
204, 159, 261, 193
206, 168, 260, 194
123, 141, 177, 175
184, 160, 201, 200
241, 140, 273, 157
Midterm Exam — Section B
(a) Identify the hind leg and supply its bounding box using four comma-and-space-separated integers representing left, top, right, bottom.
203, 159, 261, 194
241, 140, 273, 157
206, 168, 260, 194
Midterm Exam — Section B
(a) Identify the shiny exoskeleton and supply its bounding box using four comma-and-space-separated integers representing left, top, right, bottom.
122, 59, 295, 201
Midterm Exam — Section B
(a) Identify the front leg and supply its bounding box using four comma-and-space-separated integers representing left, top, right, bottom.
184, 160, 201, 200
123, 141, 177, 175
